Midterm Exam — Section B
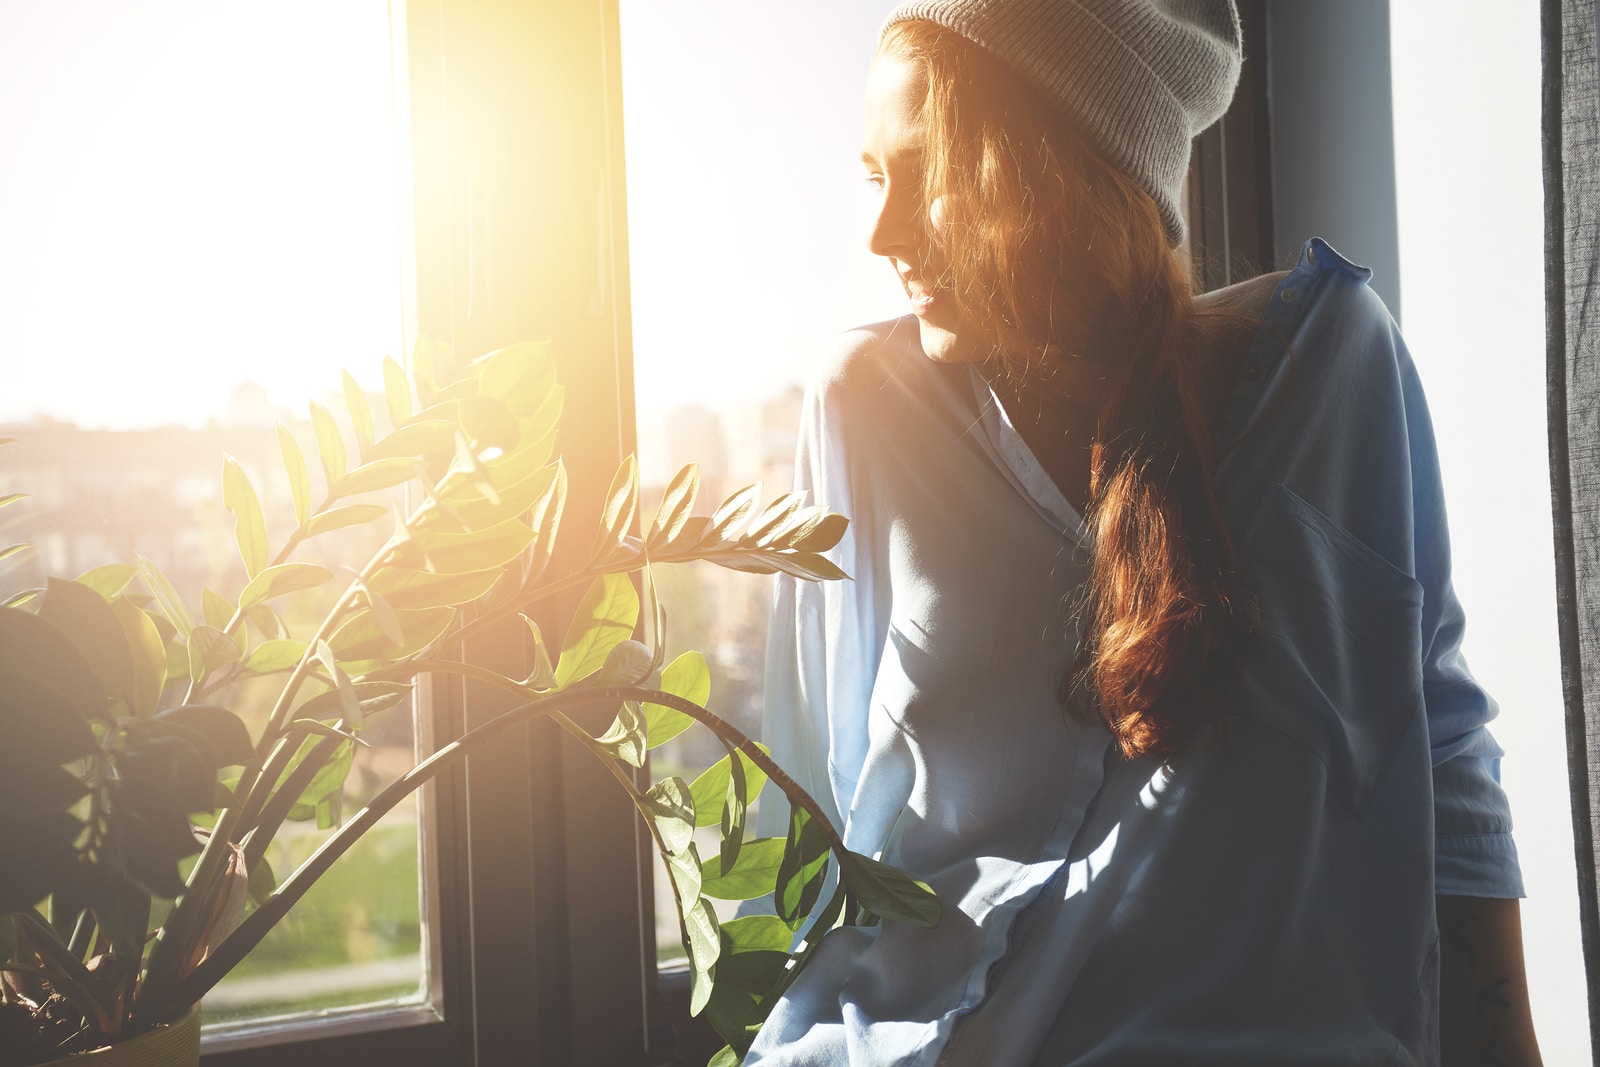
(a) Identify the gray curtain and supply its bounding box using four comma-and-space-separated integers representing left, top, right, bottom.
1546, 0, 1600, 1053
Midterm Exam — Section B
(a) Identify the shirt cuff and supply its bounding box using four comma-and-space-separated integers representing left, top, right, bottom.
1435, 832, 1526, 898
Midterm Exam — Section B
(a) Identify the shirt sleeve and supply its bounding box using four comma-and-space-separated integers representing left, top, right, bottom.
753, 349, 883, 848
1397, 342, 1526, 899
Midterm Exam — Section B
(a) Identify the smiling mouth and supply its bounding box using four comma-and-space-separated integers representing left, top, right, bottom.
897, 265, 938, 313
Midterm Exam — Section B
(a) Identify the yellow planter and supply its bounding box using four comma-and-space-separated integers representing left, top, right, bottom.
36, 1005, 201, 1067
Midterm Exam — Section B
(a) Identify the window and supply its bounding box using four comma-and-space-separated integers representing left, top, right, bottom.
2, 1, 648, 1062
1390, 4, 1589, 1062
1, 0, 430, 1037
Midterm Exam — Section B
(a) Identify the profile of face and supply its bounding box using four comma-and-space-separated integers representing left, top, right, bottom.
861, 53, 986, 364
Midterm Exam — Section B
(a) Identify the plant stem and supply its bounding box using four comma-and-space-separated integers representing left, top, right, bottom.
631, 690, 847, 857
170, 684, 846, 1007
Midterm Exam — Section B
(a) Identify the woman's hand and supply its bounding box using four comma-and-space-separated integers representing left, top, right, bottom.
1437, 895, 1543, 1066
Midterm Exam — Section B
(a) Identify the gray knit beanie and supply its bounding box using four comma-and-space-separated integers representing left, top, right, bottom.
880, 0, 1242, 246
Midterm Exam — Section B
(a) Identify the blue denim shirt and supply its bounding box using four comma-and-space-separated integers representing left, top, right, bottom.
747, 238, 1523, 1066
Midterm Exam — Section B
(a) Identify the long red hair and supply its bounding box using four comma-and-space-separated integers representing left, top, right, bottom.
881, 21, 1252, 758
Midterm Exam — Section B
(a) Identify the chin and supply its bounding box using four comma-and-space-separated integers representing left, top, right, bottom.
915, 316, 981, 364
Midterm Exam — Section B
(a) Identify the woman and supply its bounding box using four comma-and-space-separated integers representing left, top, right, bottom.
747, 1, 1542, 1064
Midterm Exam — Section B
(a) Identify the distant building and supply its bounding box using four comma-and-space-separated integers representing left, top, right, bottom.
0, 417, 312, 597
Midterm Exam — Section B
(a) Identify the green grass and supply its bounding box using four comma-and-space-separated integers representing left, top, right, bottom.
202, 819, 424, 1025
225, 820, 422, 978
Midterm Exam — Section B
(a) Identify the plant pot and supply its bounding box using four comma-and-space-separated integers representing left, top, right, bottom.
34, 1005, 201, 1067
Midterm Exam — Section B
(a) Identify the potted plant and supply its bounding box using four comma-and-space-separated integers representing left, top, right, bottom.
0, 340, 937, 1067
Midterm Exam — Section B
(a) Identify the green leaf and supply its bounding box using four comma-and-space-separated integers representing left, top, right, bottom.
588, 454, 639, 563
186, 624, 242, 680
706, 483, 761, 543
473, 341, 555, 417
524, 459, 567, 586
790, 511, 849, 553
343, 370, 375, 457
640, 775, 695, 854
686, 897, 722, 1012
310, 401, 348, 492
368, 566, 500, 610
242, 638, 306, 674
721, 914, 794, 956
705, 934, 791, 1049
367, 419, 454, 464
701, 837, 786, 901
153, 704, 253, 766
222, 455, 270, 578
201, 587, 234, 632
362, 584, 406, 647
294, 681, 413, 723
112, 599, 166, 718
246, 603, 287, 641
445, 462, 556, 531
301, 503, 388, 539
837, 851, 941, 928
282, 737, 355, 828
0, 755, 88, 812
644, 651, 709, 749
647, 463, 700, 548
754, 550, 850, 583
38, 577, 134, 710
775, 806, 831, 927
520, 616, 557, 690
457, 395, 519, 455
744, 491, 806, 547
663, 842, 702, 907
690, 747, 769, 829
74, 563, 138, 599
247, 852, 277, 908
135, 554, 193, 638
404, 518, 535, 574
313, 639, 362, 729
593, 699, 647, 768
238, 562, 333, 610
278, 423, 312, 526
0, 668, 97, 767
553, 573, 638, 688
332, 457, 420, 498
720, 739, 748, 875
290, 718, 371, 748
0, 811, 86, 912
706, 1047, 741, 1067
382, 354, 413, 427
328, 605, 453, 660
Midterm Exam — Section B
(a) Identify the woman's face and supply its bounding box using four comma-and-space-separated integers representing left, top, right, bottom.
862, 53, 986, 364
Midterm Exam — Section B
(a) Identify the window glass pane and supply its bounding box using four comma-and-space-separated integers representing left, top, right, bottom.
0, 0, 428, 1029
617, 0, 904, 966
1391, 4, 1589, 1062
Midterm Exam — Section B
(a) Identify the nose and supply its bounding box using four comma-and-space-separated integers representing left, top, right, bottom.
867, 181, 918, 261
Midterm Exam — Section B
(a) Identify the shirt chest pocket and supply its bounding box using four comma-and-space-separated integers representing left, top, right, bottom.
1236, 482, 1425, 817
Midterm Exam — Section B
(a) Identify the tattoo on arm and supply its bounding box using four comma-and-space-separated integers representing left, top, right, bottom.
1437, 897, 1540, 1067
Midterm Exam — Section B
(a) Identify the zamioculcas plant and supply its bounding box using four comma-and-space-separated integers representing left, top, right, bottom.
0, 340, 938, 1067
